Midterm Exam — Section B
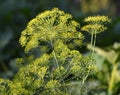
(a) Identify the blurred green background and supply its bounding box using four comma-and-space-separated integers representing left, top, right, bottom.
0, 0, 120, 94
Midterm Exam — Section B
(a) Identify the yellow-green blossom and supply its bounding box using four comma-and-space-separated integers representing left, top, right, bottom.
82, 15, 111, 34
70, 65, 81, 76
19, 8, 83, 53
81, 24, 107, 34
53, 66, 66, 78
45, 80, 60, 89
30, 66, 47, 79
84, 15, 111, 24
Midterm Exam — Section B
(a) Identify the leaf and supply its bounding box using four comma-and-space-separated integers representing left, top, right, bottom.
88, 44, 119, 64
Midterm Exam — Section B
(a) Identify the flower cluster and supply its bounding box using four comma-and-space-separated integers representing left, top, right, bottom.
45, 80, 60, 90
84, 15, 111, 24
19, 8, 84, 53
81, 15, 111, 34
81, 24, 107, 34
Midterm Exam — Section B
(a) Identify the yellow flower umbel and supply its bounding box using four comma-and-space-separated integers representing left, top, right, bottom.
81, 15, 111, 34
81, 24, 107, 34
84, 16, 111, 24
81, 15, 111, 56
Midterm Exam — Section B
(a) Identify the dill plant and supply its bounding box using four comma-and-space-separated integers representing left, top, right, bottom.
0, 8, 110, 95
81, 15, 111, 95
81, 16, 111, 56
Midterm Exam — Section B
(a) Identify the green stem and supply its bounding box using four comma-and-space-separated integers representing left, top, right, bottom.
108, 64, 117, 95
64, 82, 81, 86
53, 50, 59, 67
50, 36, 59, 68
92, 30, 96, 56
90, 31, 94, 56
82, 69, 90, 84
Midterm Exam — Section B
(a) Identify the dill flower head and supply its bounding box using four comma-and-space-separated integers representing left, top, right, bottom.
84, 15, 111, 24
81, 24, 107, 34
82, 15, 111, 34
19, 8, 83, 53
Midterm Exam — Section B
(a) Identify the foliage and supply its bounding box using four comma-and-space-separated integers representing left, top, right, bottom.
88, 43, 120, 95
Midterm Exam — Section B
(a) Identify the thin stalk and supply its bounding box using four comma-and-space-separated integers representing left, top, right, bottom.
52, 50, 59, 68
61, 64, 71, 81
61, 80, 68, 93
60, 70, 71, 81
49, 36, 68, 92
90, 31, 94, 57
64, 82, 82, 86
92, 30, 97, 56
108, 64, 117, 95
82, 69, 90, 84
50, 36, 59, 68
